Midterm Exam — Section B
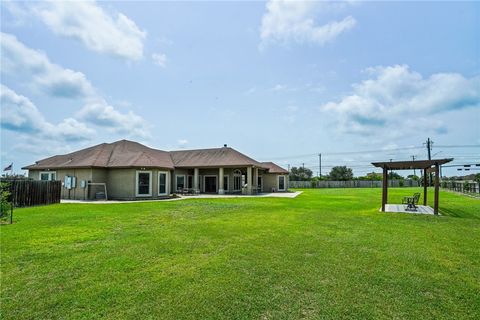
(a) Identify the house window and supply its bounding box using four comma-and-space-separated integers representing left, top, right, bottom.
176, 175, 186, 191
158, 171, 168, 195
233, 169, 242, 191
136, 171, 152, 196
278, 175, 286, 191
223, 175, 229, 192
40, 171, 56, 181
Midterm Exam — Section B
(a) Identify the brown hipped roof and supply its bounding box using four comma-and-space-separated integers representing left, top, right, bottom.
261, 162, 289, 174
22, 140, 288, 172
170, 147, 264, 168
22, 140, 174, 170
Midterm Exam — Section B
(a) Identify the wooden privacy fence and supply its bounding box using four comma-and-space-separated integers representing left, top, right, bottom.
0, 179, 61, 207
441, 181, 480, 195
289, 179, 420, 188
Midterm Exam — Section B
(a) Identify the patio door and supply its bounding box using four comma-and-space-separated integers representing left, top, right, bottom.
257, 176, 263, 192
204, 176, 217, 193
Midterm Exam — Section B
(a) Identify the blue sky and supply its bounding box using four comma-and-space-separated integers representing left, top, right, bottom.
1, 0, 479, 177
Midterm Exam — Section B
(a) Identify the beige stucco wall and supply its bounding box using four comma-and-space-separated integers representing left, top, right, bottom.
29, 167, 172, 200
263, 173, 289, 192
107, 168, 172, 200
106, 168, 135, 199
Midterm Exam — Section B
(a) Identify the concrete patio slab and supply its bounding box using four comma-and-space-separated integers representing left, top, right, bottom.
382, 204, 438, 215
61, 191, 302, 204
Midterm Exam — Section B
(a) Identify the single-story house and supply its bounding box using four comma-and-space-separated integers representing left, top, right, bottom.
22, 140, 289, 200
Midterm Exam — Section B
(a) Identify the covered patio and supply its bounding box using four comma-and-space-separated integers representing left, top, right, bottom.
371, 158, 453, 215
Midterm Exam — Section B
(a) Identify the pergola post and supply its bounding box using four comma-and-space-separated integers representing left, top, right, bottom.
382, 167, 388, 211
434, 164, 439, 215
423, 168, 428, 206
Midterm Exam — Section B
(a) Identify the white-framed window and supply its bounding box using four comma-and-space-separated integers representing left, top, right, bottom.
223, 175, 229, 192
278, 175, 286, 191
233, 169, 242, 191
176, 175, 186, 191
158, 171, 169, 196
40, 171, 56, 181
136, 171, 152, 196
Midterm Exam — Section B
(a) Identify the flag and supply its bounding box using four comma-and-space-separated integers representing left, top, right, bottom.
3, 163, 12, 171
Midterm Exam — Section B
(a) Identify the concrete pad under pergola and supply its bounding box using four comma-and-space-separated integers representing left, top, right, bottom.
371, 158, 453, 215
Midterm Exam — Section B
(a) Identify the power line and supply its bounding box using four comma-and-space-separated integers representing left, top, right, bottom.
260, 144, 480, 161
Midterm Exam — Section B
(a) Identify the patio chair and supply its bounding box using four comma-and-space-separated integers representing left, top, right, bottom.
402, 193, 421, 211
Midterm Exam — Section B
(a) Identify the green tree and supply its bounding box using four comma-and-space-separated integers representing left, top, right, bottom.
328, 166, 353, 181
359, 172, 382, 181
289, 167, 313, 181
388, 171, 404, 180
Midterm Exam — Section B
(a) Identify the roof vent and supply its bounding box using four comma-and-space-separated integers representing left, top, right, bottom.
224, 144, 227, 147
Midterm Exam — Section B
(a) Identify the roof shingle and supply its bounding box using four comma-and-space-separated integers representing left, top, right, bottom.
261, 162, 289, 174
170, 147, 263, 168
22, 140, 174, 170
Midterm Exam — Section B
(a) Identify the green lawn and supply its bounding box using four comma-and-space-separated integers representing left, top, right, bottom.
1, 188, 479, 319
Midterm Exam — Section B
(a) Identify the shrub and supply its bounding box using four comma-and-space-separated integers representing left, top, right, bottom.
0, 182, 12, 224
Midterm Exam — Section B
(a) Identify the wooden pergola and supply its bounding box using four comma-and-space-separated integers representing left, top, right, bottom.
371, 158, 453, 215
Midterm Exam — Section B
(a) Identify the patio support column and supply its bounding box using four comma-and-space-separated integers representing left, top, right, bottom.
254, 167, 258, 193
434, 164, 439, 215
247, 166, 252, 195
218, 167, 224, 194
423, 168, 428, 205
194, 168, 199, 193
382, 167, 388, 212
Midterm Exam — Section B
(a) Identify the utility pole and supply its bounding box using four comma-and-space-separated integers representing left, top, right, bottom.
318, 153, 322, 178
424, 138, 433, 185
302, 163, 305, 170
411, 155, 416, 176
287, 164, 290, 173
426, 138, 432, 161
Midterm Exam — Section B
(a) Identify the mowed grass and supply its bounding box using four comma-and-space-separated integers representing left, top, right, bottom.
1, 188, 479, 319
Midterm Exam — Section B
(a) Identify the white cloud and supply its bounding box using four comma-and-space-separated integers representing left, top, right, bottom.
77, 100, 150, 139
1, 1, 29, 26
177, 139, 188, 148
260, 0, 356, 46
272, 84, 288, 91
33, 0, 146, 61
320, 65, 480, 135
283, 105, 299, 123
152, 53, 167, 68
1, 32, 95, 98
0, 84, 94, 142
1, 33, 151, 139
244, 87, 257, 95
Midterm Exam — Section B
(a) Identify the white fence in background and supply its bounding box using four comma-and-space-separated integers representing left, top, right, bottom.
289, 179, 420, 189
